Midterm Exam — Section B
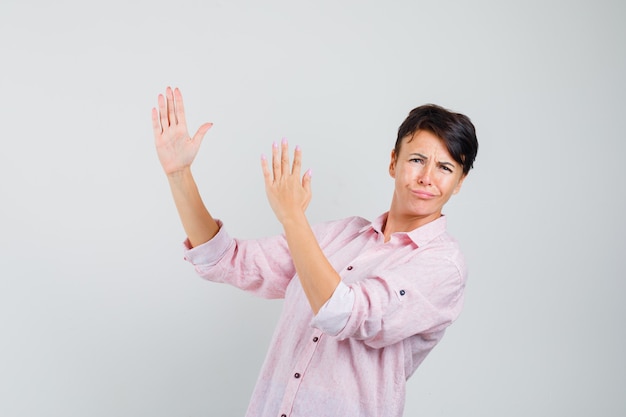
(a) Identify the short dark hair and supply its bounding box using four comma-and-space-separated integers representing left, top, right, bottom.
395, 104, 478, 175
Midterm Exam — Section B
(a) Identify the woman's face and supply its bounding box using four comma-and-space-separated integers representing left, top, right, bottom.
389, 129, 466, 228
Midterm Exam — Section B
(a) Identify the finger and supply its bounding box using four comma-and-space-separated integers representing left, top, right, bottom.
174, 88, 187, 128
261, 154, 272, 186
280, 138, 290, 177
302, 169, 313, 211
151, 107, 162, 137
292, 145, 302, 177
272, 141, 280, 181
166, 86, 176, 125
157, 93, 169, 129
192, 122, 213, 143
302, 168, 312, 191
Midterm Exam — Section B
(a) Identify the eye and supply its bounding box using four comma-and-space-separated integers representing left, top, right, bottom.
439, 164, 453, 173
409, 157, 424, 164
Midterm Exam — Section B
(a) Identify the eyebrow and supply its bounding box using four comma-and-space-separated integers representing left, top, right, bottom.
409, 153, 457, 168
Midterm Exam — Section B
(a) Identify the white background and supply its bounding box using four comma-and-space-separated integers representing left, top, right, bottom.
1, 0, 624, 415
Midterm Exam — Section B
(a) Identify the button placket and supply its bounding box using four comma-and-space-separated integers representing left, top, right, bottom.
277, 329, 323, 414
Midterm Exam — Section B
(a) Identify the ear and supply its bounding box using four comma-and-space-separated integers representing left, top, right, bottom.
452, 174, 467, 195
388, 149, 397, 178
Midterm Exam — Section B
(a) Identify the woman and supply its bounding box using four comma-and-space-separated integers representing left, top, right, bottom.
152, 86, 478, 417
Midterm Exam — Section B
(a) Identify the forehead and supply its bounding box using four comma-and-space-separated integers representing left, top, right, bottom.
399, 130, 453, 160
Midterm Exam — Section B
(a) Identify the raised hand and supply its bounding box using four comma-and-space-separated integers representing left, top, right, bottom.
261, 139, 339, 314
261, 139, 312, 224
151, 87, 213, 175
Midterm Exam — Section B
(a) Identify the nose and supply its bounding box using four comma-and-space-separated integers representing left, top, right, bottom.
418, 164, 433, 186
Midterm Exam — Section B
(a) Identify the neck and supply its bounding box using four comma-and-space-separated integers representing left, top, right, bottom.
383, 209, 441, 242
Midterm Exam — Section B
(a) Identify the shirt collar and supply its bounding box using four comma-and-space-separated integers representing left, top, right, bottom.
362, 212, 448, 247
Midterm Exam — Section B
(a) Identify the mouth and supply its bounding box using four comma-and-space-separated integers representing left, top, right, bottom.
411, 189, 436, 199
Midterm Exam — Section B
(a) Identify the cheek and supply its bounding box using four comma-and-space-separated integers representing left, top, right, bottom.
400, 164, 419, 178
443, 177, 462, 195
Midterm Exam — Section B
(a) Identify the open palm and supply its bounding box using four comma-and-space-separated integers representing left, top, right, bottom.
151, 87, 212, 175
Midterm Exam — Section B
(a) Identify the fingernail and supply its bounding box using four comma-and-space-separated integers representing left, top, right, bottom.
272, 141, 278, 148
261, 154, 267, 161
307, 169, 312, 177
281, 137, 288, 145
295, 145, 301, 152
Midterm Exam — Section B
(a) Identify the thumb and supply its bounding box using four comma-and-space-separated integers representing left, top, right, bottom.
302, 169, 312, 193
192, 122, 213, 143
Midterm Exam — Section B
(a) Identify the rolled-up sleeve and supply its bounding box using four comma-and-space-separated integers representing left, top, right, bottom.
311, 281, 355, 336
183, 220, 233, 266
333, 253, 466, 349
182, 220, 297, 299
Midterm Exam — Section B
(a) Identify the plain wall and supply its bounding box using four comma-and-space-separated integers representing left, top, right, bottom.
1, 0, 624, 415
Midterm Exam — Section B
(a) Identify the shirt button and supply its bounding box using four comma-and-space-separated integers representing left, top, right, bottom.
400, 290, 406, 296
347, 265, 353, 270
294, 373, 301, 378
281, 415, 287, 417
313, 336, 319, 342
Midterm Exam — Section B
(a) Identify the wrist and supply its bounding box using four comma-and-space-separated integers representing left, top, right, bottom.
280, 210, 309, 229
166, 166, 192, 182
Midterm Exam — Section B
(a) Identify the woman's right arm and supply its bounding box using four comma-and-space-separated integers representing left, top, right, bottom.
151, 86, 219, 247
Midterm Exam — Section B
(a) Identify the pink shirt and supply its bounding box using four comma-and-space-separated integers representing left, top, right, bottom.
183, 213, 467, 417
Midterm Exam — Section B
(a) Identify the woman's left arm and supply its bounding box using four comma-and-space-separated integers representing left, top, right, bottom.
261, 139, 341, 314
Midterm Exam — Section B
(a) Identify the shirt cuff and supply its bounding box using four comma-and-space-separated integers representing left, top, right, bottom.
311, 281, 354, 336
182, 219, 232, 266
